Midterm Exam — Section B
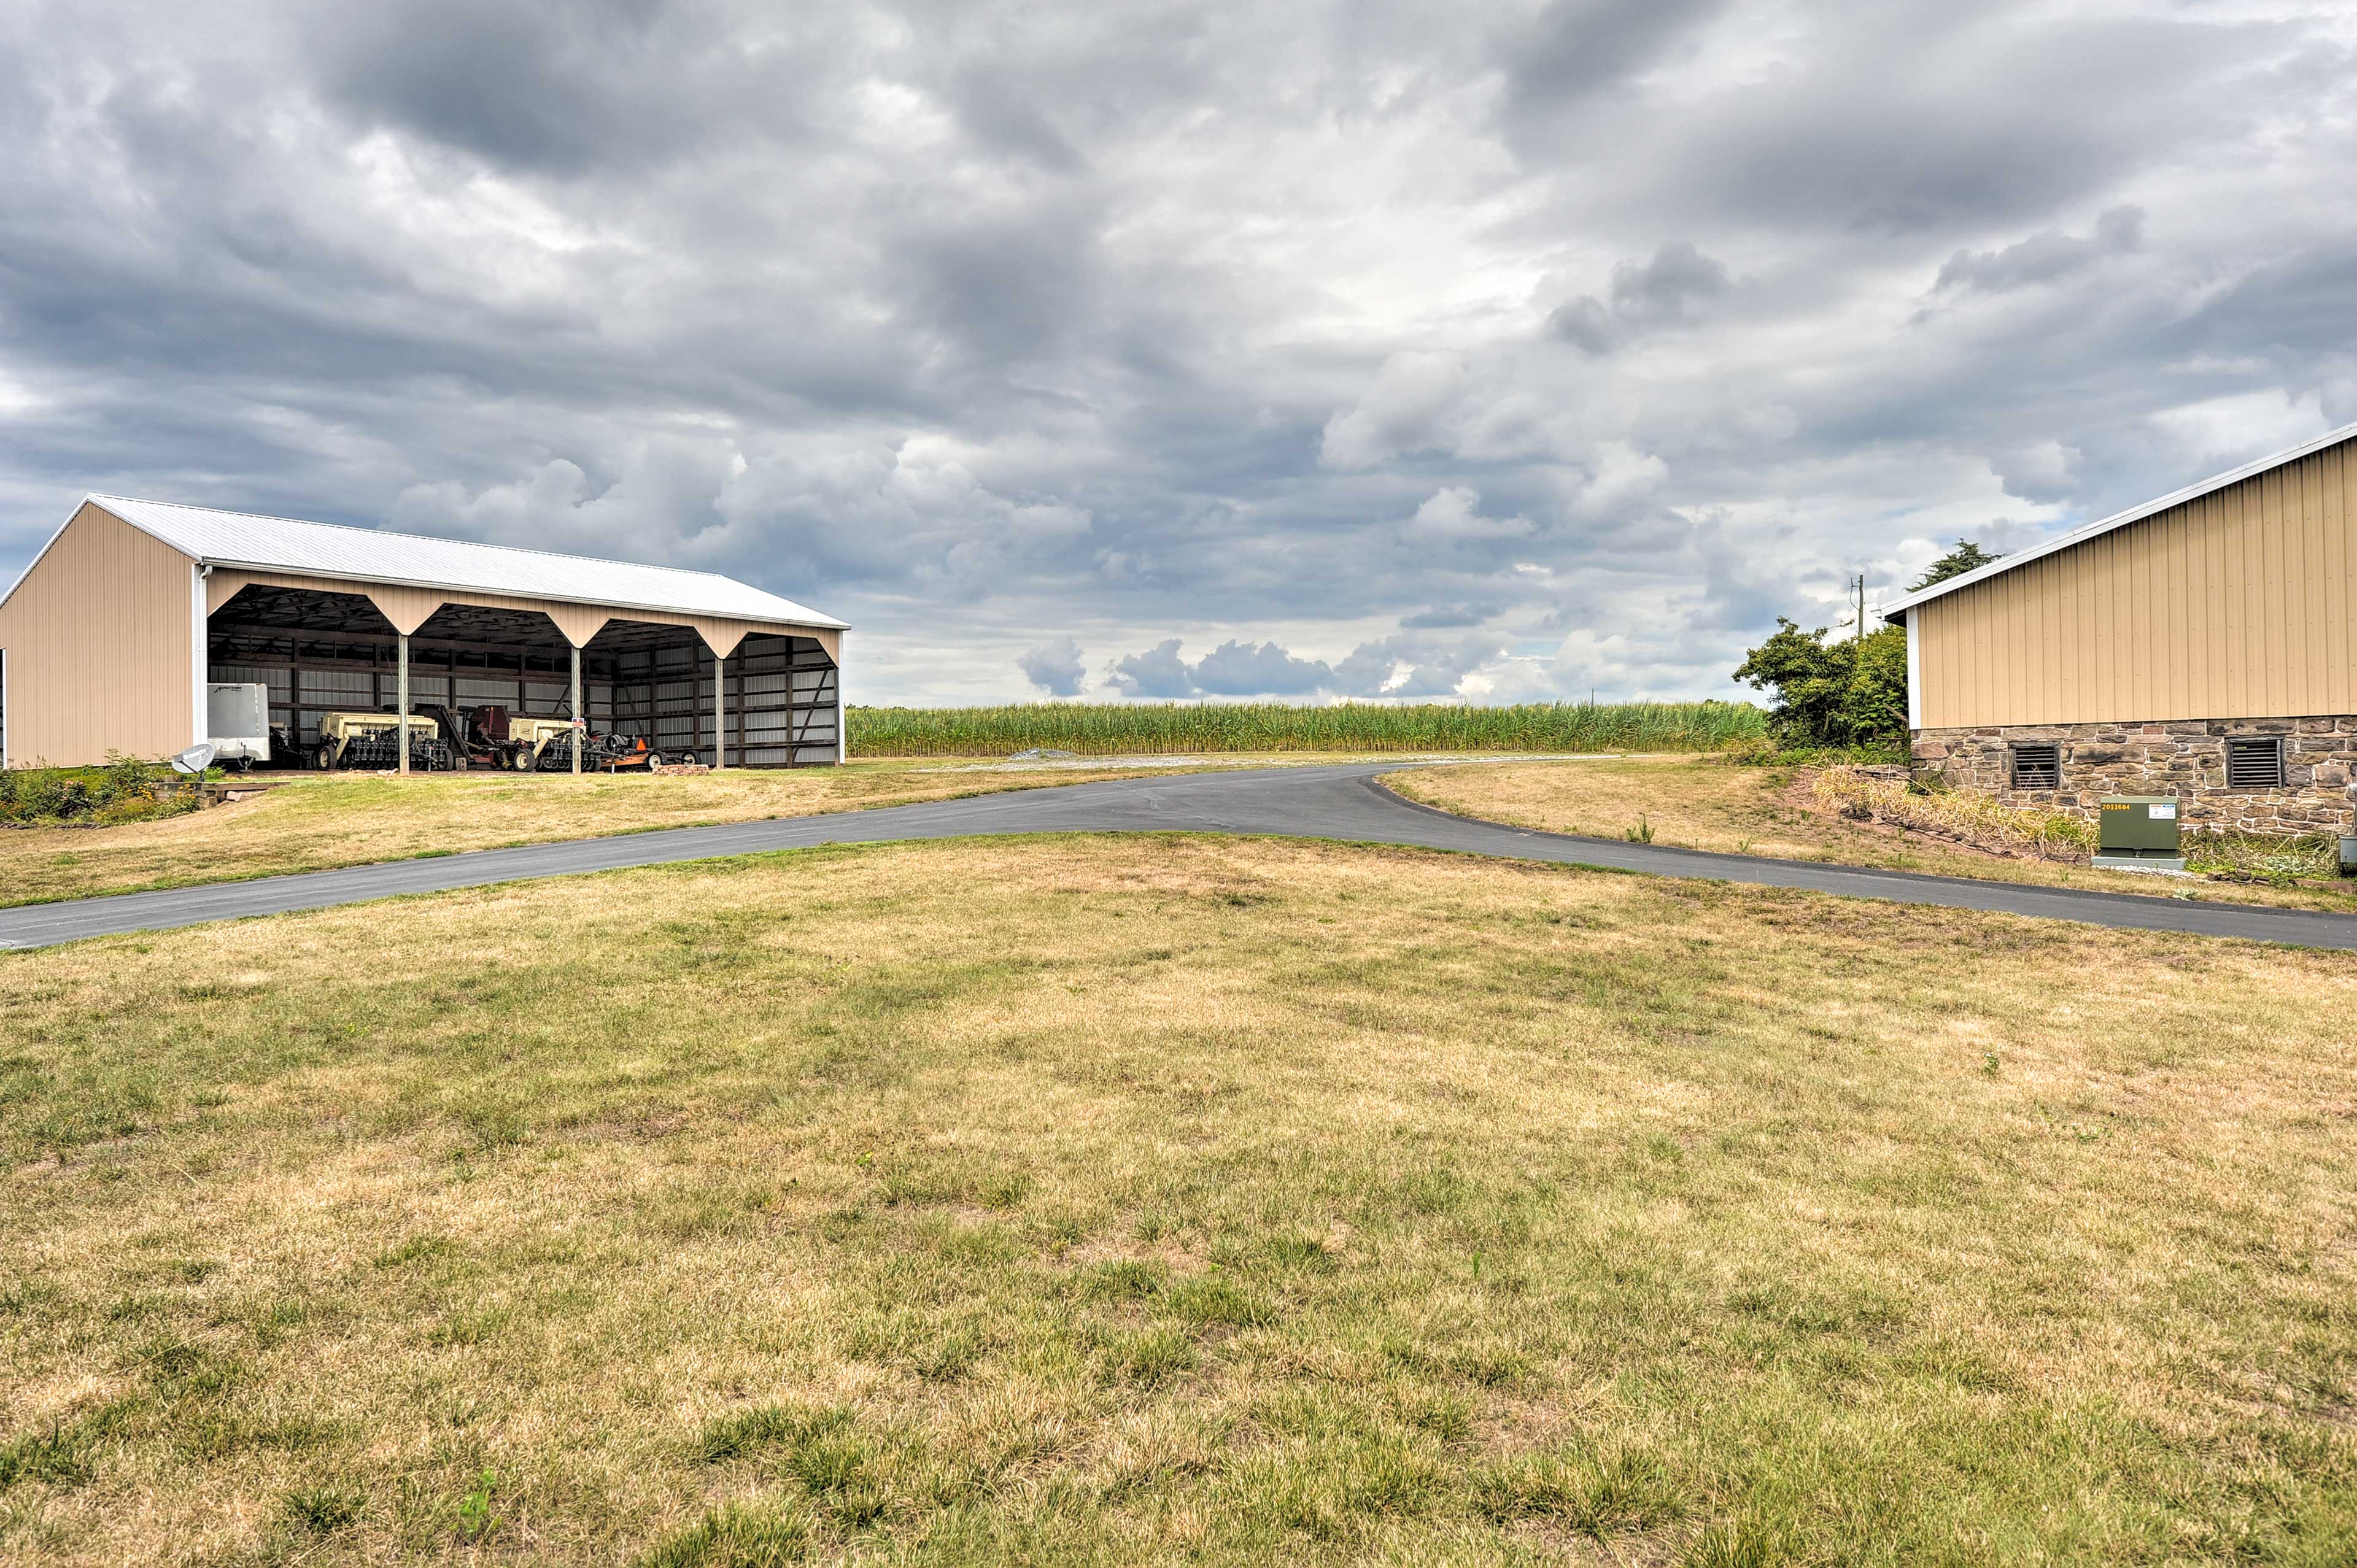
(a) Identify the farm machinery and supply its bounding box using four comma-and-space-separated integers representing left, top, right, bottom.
309, 705, 671, 773
504, 716, 670, 772
416, 704, 530, 771
311, 712, 452, 771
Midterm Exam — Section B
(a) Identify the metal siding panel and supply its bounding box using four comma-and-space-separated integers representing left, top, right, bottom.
1968, 583, 1992, 726
2119, 529, 2143, 717
2074, 536, 2096, 721
1959, 598, 1981, 728
1915, 606, 1940, 728
2121, 520, 2140, 719
2220, 490, 2246, 716
2170, 504, 2194, 719
2247, 469, 2270, 714
1949, 590, 1971, 727
2263, 467, 2288, 715
2146, 509, 2167, 719
2207, 492, 2231, 719
2301, 453, 2330, 713
2147, 510, 2170, 719
2328, 441, 2347, 707
2041, 555, 2062, 721
2021, 557, 2040, 722
1986, 579, 2005, 725
2126, 528, 2150, 719
2013, 564, 2034, 723
1937, 596, 1961, 728
1994, 573, 2014, 724
1921, 603, 1949, 728
2091, 533, 2113, 721
2237, 482, 2259, 716
2153, 509, 2174, 717
1955, 598, 1979, 728
0, 503, 193, 765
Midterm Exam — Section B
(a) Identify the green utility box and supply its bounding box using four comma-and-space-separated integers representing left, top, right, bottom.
2095, 795, 2183, 871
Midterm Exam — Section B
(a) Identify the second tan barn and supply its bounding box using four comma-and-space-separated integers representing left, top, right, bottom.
1882, 421, 2357, 835
0, 496, 846, 772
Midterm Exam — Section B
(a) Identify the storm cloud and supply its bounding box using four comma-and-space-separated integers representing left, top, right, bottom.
2, 0, 2352, 705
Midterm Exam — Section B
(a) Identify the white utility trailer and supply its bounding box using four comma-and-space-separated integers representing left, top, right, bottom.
205, 682, 271, 770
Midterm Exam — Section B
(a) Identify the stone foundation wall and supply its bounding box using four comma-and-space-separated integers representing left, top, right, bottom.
1910, 716, 2357, 836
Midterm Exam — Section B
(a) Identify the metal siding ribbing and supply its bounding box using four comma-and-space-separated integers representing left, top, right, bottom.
1914, 438, 2356, 727
0, 503, 195, 765
2331, 441, 2353, 712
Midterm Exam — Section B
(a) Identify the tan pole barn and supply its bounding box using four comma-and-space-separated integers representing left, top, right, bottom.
0, 496, 846, 773
1881, 420, 2357, 837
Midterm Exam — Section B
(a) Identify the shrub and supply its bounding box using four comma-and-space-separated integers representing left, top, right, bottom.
2183, 832, 2339, 886
0, 755, 202, 827
1733, 622, 1908, 750
1811, 767, 2094, 860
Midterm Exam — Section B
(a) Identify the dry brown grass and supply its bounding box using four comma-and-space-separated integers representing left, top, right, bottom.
1391, 757, 2357, 912
0, 762, 1158, 908
1, 835, 2352, 1563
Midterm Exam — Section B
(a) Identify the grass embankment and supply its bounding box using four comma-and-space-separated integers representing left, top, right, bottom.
1390, 757, 2357, 913
848, 700, 1763, 757
0, 759, 204, 829
2, 836, 2353, 1564
0, 763, 1153, 910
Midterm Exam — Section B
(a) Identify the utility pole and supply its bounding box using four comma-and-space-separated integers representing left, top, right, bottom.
1854, 573, 1867, 642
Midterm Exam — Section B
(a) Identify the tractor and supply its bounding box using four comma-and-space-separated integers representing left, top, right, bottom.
416, 704, 528, 771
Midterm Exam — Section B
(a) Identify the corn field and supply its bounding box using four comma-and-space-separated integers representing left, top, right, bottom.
847, 701, 1765, 757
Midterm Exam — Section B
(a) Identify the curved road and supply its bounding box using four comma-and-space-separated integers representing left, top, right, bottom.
2, 762, 2352, 952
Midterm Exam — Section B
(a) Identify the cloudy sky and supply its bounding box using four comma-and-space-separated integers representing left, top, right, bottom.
2, 0, 2353, 705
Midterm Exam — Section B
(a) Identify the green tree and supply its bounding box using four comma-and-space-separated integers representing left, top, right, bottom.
1911, 539, 2000, 591
1733, 619, 1909, 749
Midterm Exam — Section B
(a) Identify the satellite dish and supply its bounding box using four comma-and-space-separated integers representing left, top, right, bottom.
169, 742, 217, 776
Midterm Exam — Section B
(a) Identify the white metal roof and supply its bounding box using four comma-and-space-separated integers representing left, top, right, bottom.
1878, 419, 2357, 621
72, 494, 847, 630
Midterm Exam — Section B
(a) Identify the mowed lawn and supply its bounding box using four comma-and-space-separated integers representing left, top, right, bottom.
0, 762, 1164, 909
1390, 758, 2357, 913
1, 836, 2353, 1565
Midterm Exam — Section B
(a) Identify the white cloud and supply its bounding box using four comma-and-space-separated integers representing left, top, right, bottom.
1403, 486, 1535, 542
1318, 352, 1471, 470
0, 0, 2350, 706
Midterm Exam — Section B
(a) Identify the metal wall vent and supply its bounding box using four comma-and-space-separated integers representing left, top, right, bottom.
2010, 743, 2061, 789
2224, 736, 2285, 790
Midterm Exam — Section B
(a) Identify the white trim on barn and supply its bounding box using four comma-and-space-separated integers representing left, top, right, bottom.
190, 563, 209, 749
1905, 612, 1921, 731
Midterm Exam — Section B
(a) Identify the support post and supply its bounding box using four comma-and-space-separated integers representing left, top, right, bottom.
571, 644, 582, 776
713, 644, 727, 770
397, 633, 410, 776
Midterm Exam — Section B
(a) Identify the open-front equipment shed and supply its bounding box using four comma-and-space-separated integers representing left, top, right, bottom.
0, 496, 846, 771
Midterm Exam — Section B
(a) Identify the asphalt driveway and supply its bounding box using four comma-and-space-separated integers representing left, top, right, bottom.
2, 762, 2351, 951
